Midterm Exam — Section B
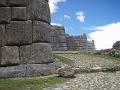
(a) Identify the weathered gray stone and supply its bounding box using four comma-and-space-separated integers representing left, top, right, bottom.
59, 47, 67, 51
33, 21, 51, 43
45, 0, 48, 2
26, 64, 51, 76
0, 7, 11, 24
28, 0, 50, 23
57, 66, 75, 78
113, 41, 120, 49
51, 25, 65, 35
58, 36, 66, 43
0, 65, 26, 78
0, 0, 7, 6
0, 25, 5, 47
0, 46, 19, 66
0, 63, 56, 78
12, 7, 27, 21
59, 43, 67, 47
20, 43, 53, 64
9, 0, 28, 6
5, 21, 32, 46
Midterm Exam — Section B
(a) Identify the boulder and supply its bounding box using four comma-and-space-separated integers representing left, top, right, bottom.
0, 7, 11, 24
57, 66, 75, 78
0, 25, 5, 47
28, 0, 50, 23
20, 43, 53, 64
5, 21, 32, 46
8, 0, 28, 6
12, 7, 27, 21
33, 21, 51, 43
0, 46, 19, 66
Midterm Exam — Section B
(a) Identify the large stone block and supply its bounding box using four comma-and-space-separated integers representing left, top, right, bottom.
58, 35, 67, 43
20, 43, 53, 64
50, 36, 59, 43
59, 47, 68, 51
33, 21, 51, 43
0, 63, 56, 78
0, 7, 11, 24
5, 21, 32, 46
0, 65, 26, 78
28, 0, 50, 23
8, 0, 28, 6
12, 7, 27, 21
0, 25, 5, 47
0, 46, 19, 66
0, 0, 7, 6
59, 43, 67, 47
26, 64, 51, 76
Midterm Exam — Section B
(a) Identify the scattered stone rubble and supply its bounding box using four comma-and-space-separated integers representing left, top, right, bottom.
0, 0, 55, 78
50, 25, 95, 51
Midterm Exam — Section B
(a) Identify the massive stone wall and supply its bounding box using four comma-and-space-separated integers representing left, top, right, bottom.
0, 0, 55, 78
50, 25, 67, 51
50, 25, 95, 51
66, 34, 88, 50
66, 34, 95, 51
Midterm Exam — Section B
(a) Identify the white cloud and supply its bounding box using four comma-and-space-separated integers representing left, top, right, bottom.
76, 11, 85, 23
51, 22, 62, 26
64, 14, 71, 19
49, 0, 66, 14
89, 22, 120, 50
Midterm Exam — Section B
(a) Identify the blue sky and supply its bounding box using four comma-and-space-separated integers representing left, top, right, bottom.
49, 0, 120, 50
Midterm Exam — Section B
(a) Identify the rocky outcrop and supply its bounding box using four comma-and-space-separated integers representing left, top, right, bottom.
113, 41, 120, 49
0, 0, 55, 78
110, 41, 120, 57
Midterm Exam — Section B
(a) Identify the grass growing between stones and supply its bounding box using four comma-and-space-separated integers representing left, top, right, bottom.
76, 51, 120, 62
53, 54, 74, 66
0, 76, 71, 90
94, 54, 120, 61
91, 53, 119, 62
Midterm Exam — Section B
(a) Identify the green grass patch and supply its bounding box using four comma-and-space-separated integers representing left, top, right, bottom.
93, 54, 120, 61
0, 76, 71, 90
53, 54, 74, 65
77, 51, 120, 62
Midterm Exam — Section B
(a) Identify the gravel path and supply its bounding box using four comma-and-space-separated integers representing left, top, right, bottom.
43, 52, 120, 90
44, 71, 120, 90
